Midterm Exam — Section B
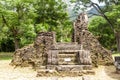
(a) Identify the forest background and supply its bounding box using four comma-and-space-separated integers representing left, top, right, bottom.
0, 0, 120, 53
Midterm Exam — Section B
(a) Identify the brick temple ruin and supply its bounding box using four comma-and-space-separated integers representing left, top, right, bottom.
10, 12, 113, 76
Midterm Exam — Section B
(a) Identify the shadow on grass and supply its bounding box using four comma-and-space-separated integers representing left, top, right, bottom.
105, 66, 120, 80
0, 52, 14, 60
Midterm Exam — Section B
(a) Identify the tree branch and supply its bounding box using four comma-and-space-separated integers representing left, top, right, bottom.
2, 14, 9, 27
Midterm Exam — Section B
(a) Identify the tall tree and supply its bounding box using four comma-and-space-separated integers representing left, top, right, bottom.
0, 0, 36, 50
106, 5, 120, 51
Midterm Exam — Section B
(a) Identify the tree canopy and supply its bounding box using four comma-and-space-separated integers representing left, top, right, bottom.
0, 0, 72, 51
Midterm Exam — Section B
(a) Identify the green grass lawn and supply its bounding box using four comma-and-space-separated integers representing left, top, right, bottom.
111, 52, 120, 61
112, 52, 120, 57
0, 52, 14, 60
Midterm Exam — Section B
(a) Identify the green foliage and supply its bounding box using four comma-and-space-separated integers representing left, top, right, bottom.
106, 5, 120, 32
0, 0, 37, 50
88, 4, 120, 50
34, 0, 68, 29
89, 16, 115, 49
0, 0, 72, 51
55, 20, 72, 42
0, 52, 14, 60
33, 0, 72, 42
35, 23, 50, 32
0, 38, 15, 52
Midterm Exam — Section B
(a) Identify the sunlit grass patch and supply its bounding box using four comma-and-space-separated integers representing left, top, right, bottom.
112, 52, 120, 61
0, 52, 14, 60
112, 52, 120, 57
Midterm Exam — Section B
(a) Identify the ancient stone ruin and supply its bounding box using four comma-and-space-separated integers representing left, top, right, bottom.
10, 12, 113, 76
114, 56, 120, 73
72, 13, 113, 66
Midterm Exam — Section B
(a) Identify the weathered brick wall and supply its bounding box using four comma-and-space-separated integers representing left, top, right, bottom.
33, 32, 56, 68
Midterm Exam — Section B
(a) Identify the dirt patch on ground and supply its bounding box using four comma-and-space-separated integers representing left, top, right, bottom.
0, 60, 119, 80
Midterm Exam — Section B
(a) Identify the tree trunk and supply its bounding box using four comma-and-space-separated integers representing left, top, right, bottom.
14, 37, 20, 50
115, 31, 120, 52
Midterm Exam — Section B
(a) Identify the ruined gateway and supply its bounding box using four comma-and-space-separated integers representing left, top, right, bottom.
10, 13, 113, 76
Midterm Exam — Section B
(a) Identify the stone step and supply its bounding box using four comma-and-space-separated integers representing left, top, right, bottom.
58, 53, 77, 58
56, 65, 92, 71
37, 69, 95, 77
58, 61, 78, 65
46, 65, 92, 71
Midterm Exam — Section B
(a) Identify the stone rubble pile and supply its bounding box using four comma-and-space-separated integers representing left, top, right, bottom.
73, 12, 113, 66
10, 44, 36, 67
11, 32, 55, 69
